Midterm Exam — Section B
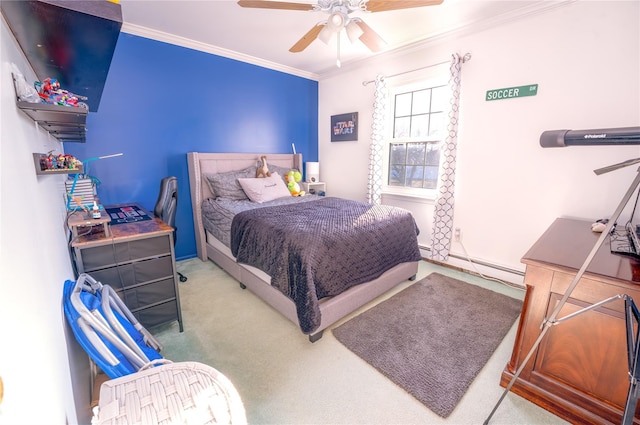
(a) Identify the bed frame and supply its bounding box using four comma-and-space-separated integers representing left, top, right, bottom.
187, 152, 419, 342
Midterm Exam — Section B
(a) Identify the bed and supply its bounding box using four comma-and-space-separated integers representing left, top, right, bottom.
187, 152, 421, 342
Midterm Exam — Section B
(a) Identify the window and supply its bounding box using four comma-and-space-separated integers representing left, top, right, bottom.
385, 83, 449, 195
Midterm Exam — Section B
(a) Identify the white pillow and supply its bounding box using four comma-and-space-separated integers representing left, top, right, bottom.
237, 173, 291, 203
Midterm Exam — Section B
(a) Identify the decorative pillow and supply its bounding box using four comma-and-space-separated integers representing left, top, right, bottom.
237, 173, 292, 203
264, 164, 293, 183
204, 166, 256, 200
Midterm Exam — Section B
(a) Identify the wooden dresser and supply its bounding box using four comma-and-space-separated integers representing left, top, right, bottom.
502, 217, 640, 424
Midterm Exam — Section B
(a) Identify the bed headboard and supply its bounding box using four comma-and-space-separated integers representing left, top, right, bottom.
187, 152, 303, 261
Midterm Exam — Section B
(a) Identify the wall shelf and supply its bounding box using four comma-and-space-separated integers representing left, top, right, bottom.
1, 1, 122, 112
19, 99, 88, 143
3, 0, 123, 143
33, 153, 83, 175
0, 0, 122, 142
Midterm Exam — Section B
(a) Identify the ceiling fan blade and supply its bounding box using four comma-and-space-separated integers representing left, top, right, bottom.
237, 1, 315, 11
363, 0, 444, 13
289, 24, 325, 53
355, 20, 386, 52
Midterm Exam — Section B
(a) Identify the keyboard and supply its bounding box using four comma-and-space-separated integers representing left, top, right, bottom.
610, 222, 640, 259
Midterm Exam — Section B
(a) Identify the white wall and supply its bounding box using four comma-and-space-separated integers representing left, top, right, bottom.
0, 18, 87, 424
319, 0, 640, 283
0, 3, 636, 421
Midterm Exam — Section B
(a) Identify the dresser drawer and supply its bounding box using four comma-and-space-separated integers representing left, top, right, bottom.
87, 256, 173, 290
80, 235, 171, 271
116, 277, 176, 310
133, 299, 179, 329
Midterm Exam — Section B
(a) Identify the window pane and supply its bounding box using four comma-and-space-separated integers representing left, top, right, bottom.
431, 86, 449, 112
394, 117, 410, 138
390, 143, 406, 164
389, 165, 405, 186
424, 165, 439, 189
425, 143, 440, 165
412, 89, 431, 114
428, 112, 446, 137
388, 83, 446, 192
395, 93, 412, 117
410, 114, 429, 138
406, 143, 426, 165
406, 165, 425, 188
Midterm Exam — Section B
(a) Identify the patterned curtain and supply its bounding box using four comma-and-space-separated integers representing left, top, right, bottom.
366, 74, 387, 205
429, 53, 467, 261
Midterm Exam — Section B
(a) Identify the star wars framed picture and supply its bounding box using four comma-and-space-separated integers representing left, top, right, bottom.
331, 112, 358, 142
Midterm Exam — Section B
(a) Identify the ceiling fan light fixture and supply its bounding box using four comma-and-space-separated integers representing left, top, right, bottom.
345, 20, 363, 43
318, 24, 334, 44
239, 0, 446, 64
327, 11, 345, 30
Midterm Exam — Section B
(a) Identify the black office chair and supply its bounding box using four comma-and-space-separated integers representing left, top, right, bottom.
154, 176, 187, 282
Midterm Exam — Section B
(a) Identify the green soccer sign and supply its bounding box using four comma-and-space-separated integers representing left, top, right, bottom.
486, 84, 538, 101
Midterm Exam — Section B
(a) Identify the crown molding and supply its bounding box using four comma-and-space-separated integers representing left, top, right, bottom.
121, 22, 320, 81
318, 0, 577, 79
120, 0, 575, 82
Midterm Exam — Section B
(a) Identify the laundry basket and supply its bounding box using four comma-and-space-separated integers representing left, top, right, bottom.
92, 361, 246, 425
63, 274, 246, 425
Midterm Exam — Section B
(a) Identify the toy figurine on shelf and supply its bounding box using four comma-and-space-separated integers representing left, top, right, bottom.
39, 77, 60, 95
34, 77, 89, 110
40, 151, 81, 171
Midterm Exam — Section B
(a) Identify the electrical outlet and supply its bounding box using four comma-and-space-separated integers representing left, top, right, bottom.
454, 227, 461, 241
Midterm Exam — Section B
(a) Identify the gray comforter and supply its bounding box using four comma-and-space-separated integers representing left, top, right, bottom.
202, 195, 320, 248
230, 197, 421, 334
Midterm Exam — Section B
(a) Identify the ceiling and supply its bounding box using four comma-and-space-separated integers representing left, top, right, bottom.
119, 0, 570, 79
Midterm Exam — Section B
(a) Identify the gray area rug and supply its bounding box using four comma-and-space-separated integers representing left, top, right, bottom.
333, 272, 522, 418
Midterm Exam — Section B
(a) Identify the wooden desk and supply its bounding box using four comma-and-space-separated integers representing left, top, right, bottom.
502, 217, 640, 424
72, 204, 183, 332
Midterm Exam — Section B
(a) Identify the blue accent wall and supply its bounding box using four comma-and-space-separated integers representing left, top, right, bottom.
66, 33, 319, 261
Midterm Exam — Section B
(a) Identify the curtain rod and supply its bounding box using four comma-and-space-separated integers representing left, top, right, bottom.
362, 53, 471, 86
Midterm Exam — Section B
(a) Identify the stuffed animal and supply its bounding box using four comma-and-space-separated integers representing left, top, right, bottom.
286, 169, 305, 196
256, 155, 271, 178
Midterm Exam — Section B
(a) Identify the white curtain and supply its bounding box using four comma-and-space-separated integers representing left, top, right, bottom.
366, 74, 387, 205
429, 53, 468, 261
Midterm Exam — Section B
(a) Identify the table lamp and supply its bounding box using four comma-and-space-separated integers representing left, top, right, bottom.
306, 162, 319, 183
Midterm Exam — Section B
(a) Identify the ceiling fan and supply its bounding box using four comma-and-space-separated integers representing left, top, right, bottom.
237, 0, 444, 66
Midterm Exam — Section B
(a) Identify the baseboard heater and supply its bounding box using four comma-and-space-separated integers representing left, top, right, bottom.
419, 244, 525, 278
540, 126, 640, 148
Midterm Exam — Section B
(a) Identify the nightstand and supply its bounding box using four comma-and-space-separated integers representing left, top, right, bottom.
301, 181, 326, 196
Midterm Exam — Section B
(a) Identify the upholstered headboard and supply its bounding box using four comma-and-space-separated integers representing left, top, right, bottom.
186, 152, 302, 260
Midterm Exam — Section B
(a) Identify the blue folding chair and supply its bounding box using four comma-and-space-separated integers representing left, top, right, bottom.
63, 273, 164, 378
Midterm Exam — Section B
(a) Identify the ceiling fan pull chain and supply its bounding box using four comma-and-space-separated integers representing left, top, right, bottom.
336, 34, 341, 67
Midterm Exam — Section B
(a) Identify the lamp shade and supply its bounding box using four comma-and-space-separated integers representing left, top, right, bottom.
346, 20, 363, 42
306, 162, 319, 183
318, 24, 334, 44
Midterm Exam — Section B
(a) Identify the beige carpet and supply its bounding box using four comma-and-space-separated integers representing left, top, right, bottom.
153, 258, 569, 424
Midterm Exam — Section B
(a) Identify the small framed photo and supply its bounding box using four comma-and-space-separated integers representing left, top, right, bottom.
331, 112, 358, 142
